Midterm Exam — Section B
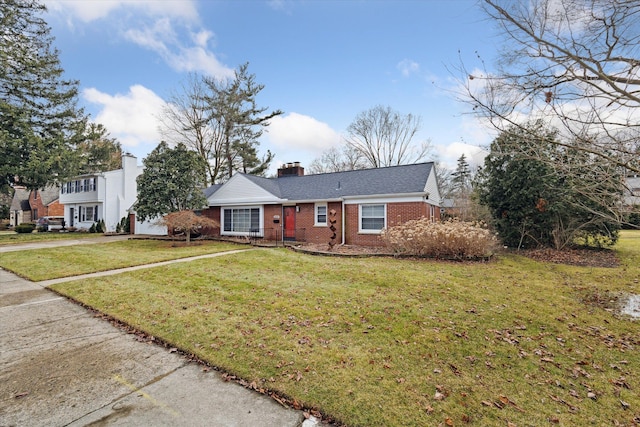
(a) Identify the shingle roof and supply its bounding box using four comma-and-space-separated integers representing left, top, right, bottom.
10, 187, 30, 211
38, 186, 60, 206
238, 162, 434, 201
203, 184, 223, 198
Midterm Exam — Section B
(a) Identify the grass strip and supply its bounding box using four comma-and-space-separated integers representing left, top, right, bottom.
0, 240, 245, 281
0, 231, 103, 246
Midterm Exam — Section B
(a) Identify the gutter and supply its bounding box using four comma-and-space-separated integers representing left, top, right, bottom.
341, 191, 429, 201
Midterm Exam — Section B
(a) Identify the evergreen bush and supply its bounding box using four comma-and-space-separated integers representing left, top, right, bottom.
15, 223, 36, 233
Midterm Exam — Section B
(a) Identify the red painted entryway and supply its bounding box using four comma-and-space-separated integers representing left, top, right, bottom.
283, 206, 296, 240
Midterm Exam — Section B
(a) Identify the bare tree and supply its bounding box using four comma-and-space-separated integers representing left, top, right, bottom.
344, 105, 431, 168
158, 73, 224, 185
458, 0, 640, 174
307, 145, 367, 174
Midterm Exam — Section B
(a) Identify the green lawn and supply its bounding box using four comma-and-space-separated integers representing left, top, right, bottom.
0, 240, 246, 281
27, 232, 640, 425
0, 230, 103, 245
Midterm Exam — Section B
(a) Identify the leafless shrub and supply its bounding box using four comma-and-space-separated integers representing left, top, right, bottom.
381, 218, 498, 259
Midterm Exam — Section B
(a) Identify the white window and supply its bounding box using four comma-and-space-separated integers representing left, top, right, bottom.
80, 206, 98, 222
222, 207, 262, 236
315, 203, 327, 226
359, 204, 386, 233
83, 178, 96, 192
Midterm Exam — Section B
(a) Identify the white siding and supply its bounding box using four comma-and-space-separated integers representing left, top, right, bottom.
424, 167, 441, 206
208, 174, 282, 205
135, 219, 167, 235
60, 154, 143, 232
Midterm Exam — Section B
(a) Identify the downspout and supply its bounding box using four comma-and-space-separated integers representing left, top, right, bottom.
341, 198, 345, 246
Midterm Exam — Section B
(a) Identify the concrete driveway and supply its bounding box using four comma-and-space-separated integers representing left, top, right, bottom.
0, 238, 305, 426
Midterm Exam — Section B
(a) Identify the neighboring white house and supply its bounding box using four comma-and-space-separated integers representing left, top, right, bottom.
59, 154, 165, 234
625, 174, 640, 207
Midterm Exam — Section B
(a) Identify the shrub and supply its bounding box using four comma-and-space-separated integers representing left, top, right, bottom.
15, 223, 36, 234
622, 210, 640, 229
381, 218, 498, 259
89, 223, 96, 233
118, 216, 130, 234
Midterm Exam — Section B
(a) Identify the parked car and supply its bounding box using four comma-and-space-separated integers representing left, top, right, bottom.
36, 216, 64, 231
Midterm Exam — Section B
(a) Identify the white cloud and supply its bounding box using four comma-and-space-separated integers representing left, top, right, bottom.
45, 0, 198, 23
266, 113, 342, 153
262, 113, 342, 171
46, 0, 232, 79
267, 0, 294, 14
124, 19, 234, 79
83, 85, 166, 151
435, 141, 489, 171
397, 59, 420, 77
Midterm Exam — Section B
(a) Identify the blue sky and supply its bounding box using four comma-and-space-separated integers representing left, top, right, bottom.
44, 0, 498, 173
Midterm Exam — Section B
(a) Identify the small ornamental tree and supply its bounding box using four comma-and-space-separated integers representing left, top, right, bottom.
135, 142, 208, 221
158, 210, 219, 243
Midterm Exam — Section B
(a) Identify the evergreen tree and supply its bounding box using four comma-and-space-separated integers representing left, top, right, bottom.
75, 123, 122, 173
476, 123, 622, 249
204, 63, 283, 179
0, 0, 86, 191
135, 142, 208, 221
451, 154, 471, 195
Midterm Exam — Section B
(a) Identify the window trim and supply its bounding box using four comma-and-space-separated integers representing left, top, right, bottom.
314, 203, 328, 226
221, 206, 263, 237
358, 203, 386, 234
80, 205, 98, 222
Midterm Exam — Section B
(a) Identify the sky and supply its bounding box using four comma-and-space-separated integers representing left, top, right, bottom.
43, 0, 499, 174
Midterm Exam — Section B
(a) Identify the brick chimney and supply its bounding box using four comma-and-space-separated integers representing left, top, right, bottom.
277, 162, 304, 177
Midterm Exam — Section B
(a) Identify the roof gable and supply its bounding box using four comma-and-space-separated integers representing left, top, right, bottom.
38, 185, 60, 205
207, 173, 282, 205
10, 188, 30, 211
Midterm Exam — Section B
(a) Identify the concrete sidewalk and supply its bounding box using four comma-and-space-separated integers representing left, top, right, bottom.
0, 242, 305, 426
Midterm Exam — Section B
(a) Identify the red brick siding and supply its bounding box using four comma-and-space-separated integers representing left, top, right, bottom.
129, 213, 136, 234
201, 207, 221, 236
28, 191, 45, 220
28, 191, 64, 219
263, 205, 282, 240
47, 200, 64, 217
294, 202, 342, 244
345, 202, 440, 246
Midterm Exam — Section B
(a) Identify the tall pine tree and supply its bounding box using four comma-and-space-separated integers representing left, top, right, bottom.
204, 63, 282, 179
0, 0, 86, 191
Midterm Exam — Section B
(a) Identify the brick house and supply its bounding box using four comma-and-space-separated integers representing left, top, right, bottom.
10, 186, 63, 226
202, 162, 441, 246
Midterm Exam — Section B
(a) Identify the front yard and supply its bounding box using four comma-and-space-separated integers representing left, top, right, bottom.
4, 233, 640, 426
0, 240, 243, 281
